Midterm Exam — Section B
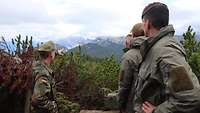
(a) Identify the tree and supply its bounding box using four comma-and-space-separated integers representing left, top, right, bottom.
96, 56, 120, 90
182, 26, 200, 78
12, 34, 33, 55
0, 36, 33, 113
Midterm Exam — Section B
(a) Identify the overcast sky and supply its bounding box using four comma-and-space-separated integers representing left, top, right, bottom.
0, 0, 200, 42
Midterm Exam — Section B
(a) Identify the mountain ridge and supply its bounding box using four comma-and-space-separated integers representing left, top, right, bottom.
62, 35, 193, 61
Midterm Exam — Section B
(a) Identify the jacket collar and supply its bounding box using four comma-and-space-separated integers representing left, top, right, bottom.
38, 60, 53, 75
123, 36, 147, 53
140, 25, 175, 59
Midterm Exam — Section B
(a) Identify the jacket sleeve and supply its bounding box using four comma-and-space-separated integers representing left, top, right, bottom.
153, 47, 200, 113
118, 56, 137, 110
32, 75, 57, 113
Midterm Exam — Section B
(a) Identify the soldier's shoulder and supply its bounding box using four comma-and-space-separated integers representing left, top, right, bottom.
130, 36, 147, 48
123, 48, 141, 59
121, 49, 142, 66
33, 61, 43, 68
134, 36, 147, 41
33, 61, 49, 76
155, 35, 186, 56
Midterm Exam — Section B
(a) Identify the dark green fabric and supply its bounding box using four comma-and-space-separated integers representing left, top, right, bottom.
32, 61, 58, 113
134, 25, 200, 113
119, 36, 146, 113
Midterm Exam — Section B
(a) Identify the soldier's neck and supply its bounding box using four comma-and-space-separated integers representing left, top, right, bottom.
43, 59, 51, 66
148, 28, 160, 38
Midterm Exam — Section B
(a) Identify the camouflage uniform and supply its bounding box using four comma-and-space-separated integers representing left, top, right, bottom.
134, 25, 200, 113
32, 41, 58, 113
119, 36, 146, 113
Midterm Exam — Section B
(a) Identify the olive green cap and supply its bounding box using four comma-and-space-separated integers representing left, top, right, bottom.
38, 41, 56, 52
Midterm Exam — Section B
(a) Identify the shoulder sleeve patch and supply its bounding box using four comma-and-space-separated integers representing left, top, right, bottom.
37, 77, 50, 86
40, 79, 48, 84
169, 66, 194, 92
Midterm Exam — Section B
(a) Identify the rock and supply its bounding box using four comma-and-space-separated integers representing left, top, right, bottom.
80, 110, 119, 113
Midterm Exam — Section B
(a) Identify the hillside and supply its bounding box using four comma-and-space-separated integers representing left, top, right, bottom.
67, 35, 186, 61
68, 37, 124, 61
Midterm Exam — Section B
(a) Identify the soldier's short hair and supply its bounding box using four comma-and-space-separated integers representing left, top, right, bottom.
142, 2, 169, 29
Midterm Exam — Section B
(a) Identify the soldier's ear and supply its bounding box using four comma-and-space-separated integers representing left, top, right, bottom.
146, 20, 151, 30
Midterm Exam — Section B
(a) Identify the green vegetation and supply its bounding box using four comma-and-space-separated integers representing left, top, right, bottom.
182, 26, 200, 78
51, 46, 120, 109
56, 92, 80, 113
0, 35, 33, 113
0, 25, 200, 112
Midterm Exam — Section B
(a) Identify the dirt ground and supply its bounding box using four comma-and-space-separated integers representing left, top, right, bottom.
80, 110, 119, 113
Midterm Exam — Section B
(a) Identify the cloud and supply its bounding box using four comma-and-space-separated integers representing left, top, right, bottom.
0, 23, 84, 42
0, 0, 200, 43
0, 0, 56, 24
172, 0, 200, 12
56, 0, 146, 36
169, 0, 200, 34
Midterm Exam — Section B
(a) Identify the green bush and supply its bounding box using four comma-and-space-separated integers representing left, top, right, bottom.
182, 26, 200, 78
96, 56, 120, 90
51, 50, 120, 109
56, 92, 80, 113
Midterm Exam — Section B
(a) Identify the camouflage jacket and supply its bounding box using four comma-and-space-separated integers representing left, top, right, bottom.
118, 36, 146, 113
134, 25, 200, 113
32, 61, 58, 113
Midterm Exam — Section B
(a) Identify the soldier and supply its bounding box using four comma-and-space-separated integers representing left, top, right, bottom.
32, 41, 58, 113
134, 2, 200, 113
118, 23, 146, 113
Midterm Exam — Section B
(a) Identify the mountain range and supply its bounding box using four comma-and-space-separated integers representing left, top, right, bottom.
58, 34, 196, 61
67, 36, 124, 61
